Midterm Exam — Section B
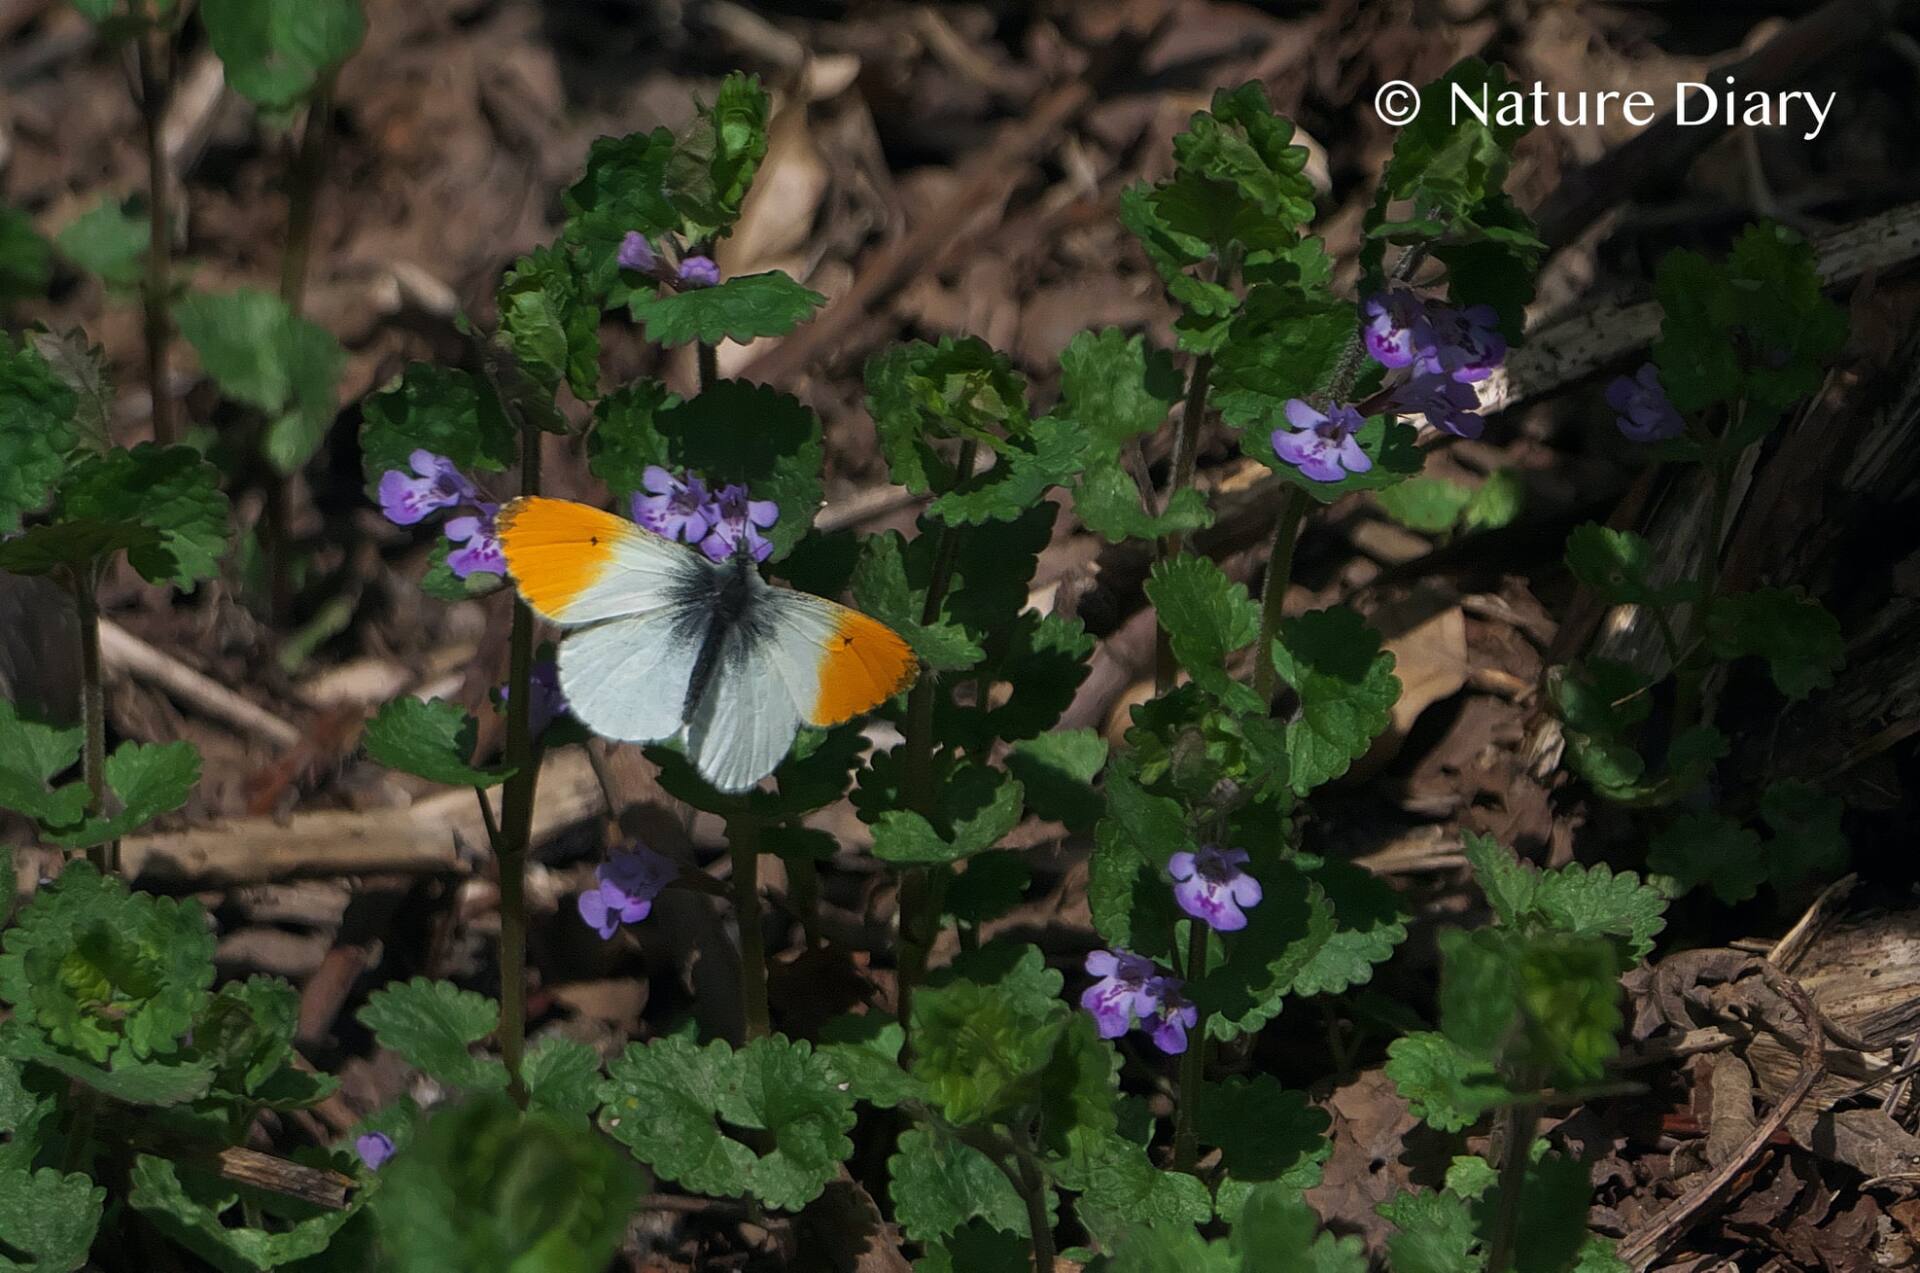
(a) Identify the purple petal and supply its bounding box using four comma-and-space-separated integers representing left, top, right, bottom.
577, 888, 617, 939
1283, 399, 1325, 431
1334, 433, 1373, 475
1167, 850, 1197, 881
1228, 872, 1264, 908
677, 256, 721, 287
354, 1132, 396, 1170
618, 231, 658, 272
1084, 950, 1118, 978
641, 465, 677, 495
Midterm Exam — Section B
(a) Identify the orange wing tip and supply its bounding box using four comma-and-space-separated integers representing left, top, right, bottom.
810, 612, 920, 726
496, 497, 636, 618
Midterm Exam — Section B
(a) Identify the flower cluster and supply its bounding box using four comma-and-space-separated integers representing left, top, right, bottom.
632, 465, 779, 563
376, 449, 504, 579
618, 230, 721, 289
1081, 949, 1198, 1054
1077, 842, 1262, 1053
1270, 292, 1508, 484
1607, 363, 1684, 442
577, 845, 677, 940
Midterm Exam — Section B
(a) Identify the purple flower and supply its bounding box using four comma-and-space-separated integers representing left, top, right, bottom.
577, 845, 677, 939
1607, 363, 1684, 443
617, 231, 658, 272
1272, 400, 1372, 483
1363, 291, 1432, 369
699, 483, 779, 563
677, 256, 721, 288
1391, 372, 1485, 440
500, 660, 568, 737
1144, 977, 1199, 1054
377, 450, 475, 526
444, 504, 505, 579
1080, 949, 1161, 1039
631, 466, 715, 545
1169, 844, 1263, 932
354, 1132, 395, 1170
1414, 304, 1506, 383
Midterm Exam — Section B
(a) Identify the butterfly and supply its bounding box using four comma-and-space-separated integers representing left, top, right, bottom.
496, 496, 918, 792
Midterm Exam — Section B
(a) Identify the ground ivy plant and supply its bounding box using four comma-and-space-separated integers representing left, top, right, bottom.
0, 53, 1847, 1273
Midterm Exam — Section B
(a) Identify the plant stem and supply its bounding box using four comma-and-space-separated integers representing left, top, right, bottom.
697, 341, 718, 393
897, 440, 976, 1035
1170, 918, 1208, 1174
493, 421, 544, 1108
1155, 352, 1214, 693
728, 814, 770, 1041
1010, 1126, 1057, 1273
1485, 1099, 1541, 1273
69, 568, 112, 875
1250, 484, 1310, 704
1674, 448, 1737, 730
135, 18, 174, 445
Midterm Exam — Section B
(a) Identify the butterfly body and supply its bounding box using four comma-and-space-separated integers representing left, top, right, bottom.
497, 497, 917, 792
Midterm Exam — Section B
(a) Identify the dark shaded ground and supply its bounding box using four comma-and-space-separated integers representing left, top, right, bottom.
6, 0, 1920, 1267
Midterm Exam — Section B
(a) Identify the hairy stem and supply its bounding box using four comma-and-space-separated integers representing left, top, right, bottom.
897, 440, 976, 1034
135, 20, 174, 445
729, 814, 770, 1041
697, 341, 719, 393
1170, 918, 1208, 1174
494, 421, 544, 1107
1485, 1099, 1541, 1273
70, 568, 112, 874
1154, 352, 1214, 692
1250, 484, 1310, 704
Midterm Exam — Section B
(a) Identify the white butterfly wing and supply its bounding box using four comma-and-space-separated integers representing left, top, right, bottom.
497, 496, 708, 628
557, 607, 708, 745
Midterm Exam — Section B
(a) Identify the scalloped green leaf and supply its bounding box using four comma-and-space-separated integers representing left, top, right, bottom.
0, 337, 76, 535
628, 271, 824, 346
363, 698, 513, 789
1270, 607, 1400, 794
356, 978, 508, 1093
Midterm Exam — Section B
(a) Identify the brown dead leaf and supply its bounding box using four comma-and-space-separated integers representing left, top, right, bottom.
1303, 1068, 1423, 1248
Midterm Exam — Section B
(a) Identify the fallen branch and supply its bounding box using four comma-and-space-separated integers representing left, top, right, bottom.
123, 748, 604, 887
100, 619, 304, 749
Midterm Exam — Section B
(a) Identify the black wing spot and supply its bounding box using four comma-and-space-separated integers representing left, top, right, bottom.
590, 536, 600, 545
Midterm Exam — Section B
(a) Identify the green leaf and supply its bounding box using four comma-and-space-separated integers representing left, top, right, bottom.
629, 270, 824, 346
1378, 477, 1472, 533
174, 289, 344, 474
0, 1057, 55, 1171
194, 976, 333, 1108
1445, 1155, 1498, 1201
1564, 523, 1689, 609
0, 861, 214, 1063
585, 377, 673, 494
1232, 1183, 1368, 1273
0, 702, 87, 828
1006, 730, 1107, 832
1197, 1074, 1332, 1206
200, 0, 363, 110
0, 1021, 216, 1106
1106, 1223, 1238, 1273
1087, 760, 1194, 959
1706, 587, 1843, 700
29, 329, 113, 452
40, 740, 200, 848
1380, 1187, 1481, 1273
129, 1154, 359, 1273
849, 531, 983, 672
53, 197, 147, 288
1210, 288, 1356, 435
0, 207, 51, 302
1470, 1154, 1593, 1273
521, 1036, 603, 1119
360, 363, 516, 499
1146, 556, 1264, 714
1377, 59, 1530, 225
363, 698, 513, 789
0, 1167, 103, 1273
497, 245, 600, 401
910, 943, 1067, 1125
1189, 862, 1337, 1040
1052, 329, 1206, 543
355, 978, 508, 1092
597, 1034, 855, 1211
926, 414, 1088, 526
666, 71, 770, 243
1053, 1129, 1211, 1246
1439, 928, 1623, 1086
0, 337, 78, 536
11, 444, 232, 589
1466, 833, 1668, 963
1384, 1031, 1513, 1132
865, 337, 1031, 495
1288, 857, 1409, 997
654, 380, 823, 559
889, 1128, 1032, 1242
1463, 468, 1525, 530
1269, 607, 1401, 794
870, 764, 1024, 865
817, 1014, 925, 1110
1463, 832, 1538, 926
372, 1094, 639, 1273
1760, 780, 1847, 887
915, 1221, 1034, 1273
563, 129, 678, 278
1648, 810, 1766, 904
